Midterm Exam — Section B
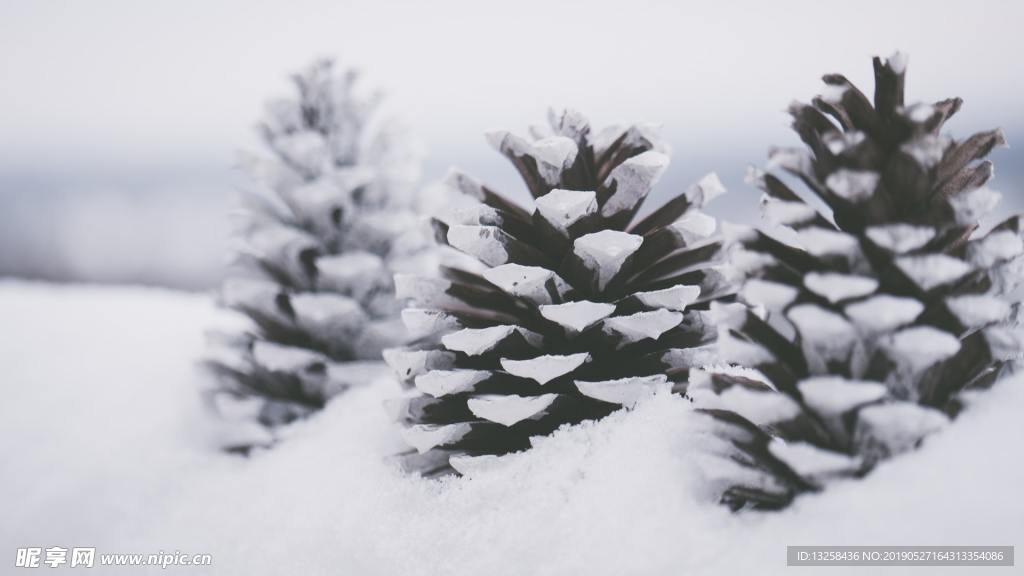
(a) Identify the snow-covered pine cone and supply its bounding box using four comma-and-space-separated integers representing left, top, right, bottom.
692, 53, 1024, 509
207, 59, 425, 452
386, 109, 734, 474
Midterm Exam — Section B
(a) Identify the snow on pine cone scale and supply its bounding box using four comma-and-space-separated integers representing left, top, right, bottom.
691, 54, 1024, 509
386, 109, 733, 474
207, 60, 424, 452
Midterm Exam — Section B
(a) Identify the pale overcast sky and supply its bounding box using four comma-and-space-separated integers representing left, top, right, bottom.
1, 0, 1022, 168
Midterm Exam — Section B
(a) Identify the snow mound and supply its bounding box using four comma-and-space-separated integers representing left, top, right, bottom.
1, 282, 1021, 575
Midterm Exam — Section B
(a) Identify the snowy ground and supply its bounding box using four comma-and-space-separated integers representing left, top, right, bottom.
0, 280, 1021, 575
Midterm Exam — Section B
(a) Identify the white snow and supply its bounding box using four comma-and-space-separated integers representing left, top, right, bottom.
797, 227, 860, 261
761, 197, 817, 228
906, 103, 934, 124
446, 225, 512, 267
659, 345, 718, 371
602, 309, 683, 344
767, 146, 813, 174
316, 251, 388, 298
500, 353, 589, 385
715, 326, 777, 367
530, 136, 579, 186
823, 130, 865, 155
534, 189, 597, 235
668, 210, 717, 242
865, 223, 936, 254
382, 348, 457, 381
251, 340, 322, 372
787, 304, 857, 369
573, 230, 644, 290
442, 325, 520, 356
950, 187, 1001, 225
2, 281, 1023, 576
467, 394, 559, 426
818, 83, 850, 104
538, 300, 616, 333
739, 278, 798, 310
855, 402, 950, 457
797, 376, 888, 416
394, 275, 460, 309
887, 51, 909, 74
443, 168, 487, 202
438, 203, 501, 227
844, 294, 924, 333
983, 325, 1024, 361
574, 375, 671, 406
401, 423, 472, 454
691, 385, 801, 426
880, 326, 961, 373
969, 229, 1024, 268
804, 272, 878, 303
900, 135, 949, 168
768, 440, 862, 480
894, 254, 972, 291
401, 308, 463, 339
825, 169, 879, 202
690, 172, 727, 206
482, 264, 571, 306
414, 369, 490, 397
599, 151, 670, 220
220, 276, 280, 310
945, 294, 1011, 328
633, 284, 701, 311
290, 292, 367, 340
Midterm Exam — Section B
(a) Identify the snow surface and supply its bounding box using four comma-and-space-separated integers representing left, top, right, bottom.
1, 281, 1022, 575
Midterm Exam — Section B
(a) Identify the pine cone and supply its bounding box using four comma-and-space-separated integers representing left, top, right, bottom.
387, 109, 734, 474
207, 59, 425, 452
693, 53, 1024, 509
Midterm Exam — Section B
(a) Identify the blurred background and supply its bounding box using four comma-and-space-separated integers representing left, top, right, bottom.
2, 0, 1022, 290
